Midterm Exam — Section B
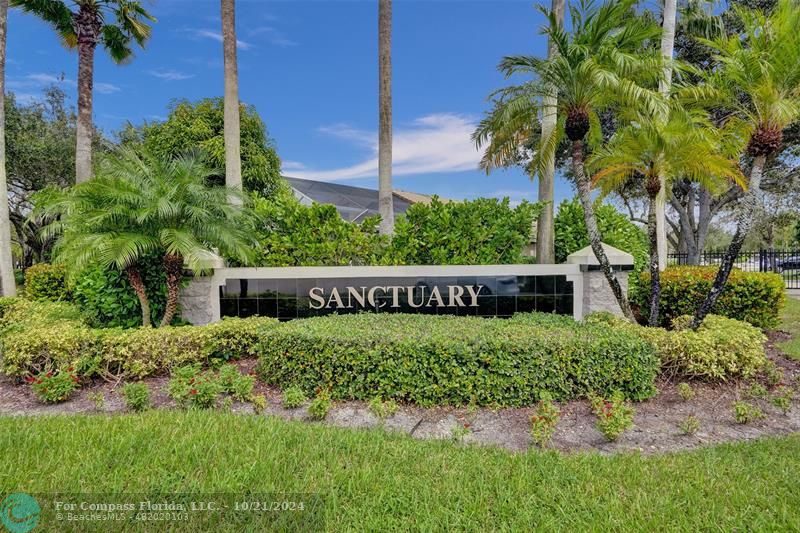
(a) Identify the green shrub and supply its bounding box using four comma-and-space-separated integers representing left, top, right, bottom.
677, 382, 694, 401
121, 382, 150, 412
308, 389, 333, 420
733, 400, 764, 424
24, 263, 69, 301
554, 198, 647, 294
633, 266, 785, 329
218, 363, 256, 401
26, 369, 79, 403
251, 394, 268, 414
590, 391, 634, 442
679, 415, 700, 436
530, 392, 560, 448
87, 391, 105, 410
368, 397, 399, 420
257, 313, 659, 407
168, 365, 222, 409
0, 299, 279, 379
252, 191, 387, 267
71, 254, 171, 328
586, 312, 767, 381
387, 197, 541, 265
771, 386, 793, 415
282, 385, 306, 408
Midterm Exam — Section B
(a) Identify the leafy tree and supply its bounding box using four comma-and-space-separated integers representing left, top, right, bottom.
37, 149, 255, 327
475, 0, 664, 322
10, 0, 155, 183
5, 87, 82, 267
387, 197, 540, 265
124, 98, 284, 197
685, 0, 800, 328
588, 106, 744, 325
252, 190, 387, 267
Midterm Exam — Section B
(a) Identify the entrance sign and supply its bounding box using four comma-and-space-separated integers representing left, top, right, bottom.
212, 265, 585, 321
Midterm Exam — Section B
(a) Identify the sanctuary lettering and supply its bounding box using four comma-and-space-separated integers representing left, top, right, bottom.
308, 284, 485, 310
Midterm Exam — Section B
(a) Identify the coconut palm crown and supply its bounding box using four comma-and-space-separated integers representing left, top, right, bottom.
36, 149, 256, 327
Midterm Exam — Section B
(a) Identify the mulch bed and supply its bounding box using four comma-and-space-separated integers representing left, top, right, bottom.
2, 331, 799, 455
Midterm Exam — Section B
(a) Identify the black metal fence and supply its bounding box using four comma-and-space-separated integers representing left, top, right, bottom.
668, 250, 800, 289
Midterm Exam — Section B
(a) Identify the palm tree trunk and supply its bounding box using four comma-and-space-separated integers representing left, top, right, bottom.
0, 0, 15, 297
647, 190, 660, 326
221, 0, 242, 202
160, 253, 183, 328
690, 155, 766, 329
536, 0, 566, 264
75, 5, 99, 184
377, 0, 394, 235
572, 140, 635, 322
126, 265, 151, 328
655, 0, 678, 271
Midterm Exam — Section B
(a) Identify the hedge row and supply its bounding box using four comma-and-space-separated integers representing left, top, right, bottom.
0, 298, 768, 406
633, 266, 785, 329
256, 312, 659, 406
586, 312, 767, 380
0, 298, 278, 379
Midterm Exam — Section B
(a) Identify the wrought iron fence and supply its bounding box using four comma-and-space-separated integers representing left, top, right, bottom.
668, 250, 800, 289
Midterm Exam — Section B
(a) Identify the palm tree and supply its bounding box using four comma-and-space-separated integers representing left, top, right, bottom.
11, 0, 155, 183
655, 0, 678, 271
221, 0, 242, 199
589, 106, 745, 325
37, 149, 255, 327
378, 0, 394, 235
536, 0, 566, 265
688, 0, 800, 329
0, 0, 15, 297
475, 0, 664, 322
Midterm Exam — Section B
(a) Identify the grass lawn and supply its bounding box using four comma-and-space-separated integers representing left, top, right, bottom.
1, 412, 800, 531
779, 295, 800, 360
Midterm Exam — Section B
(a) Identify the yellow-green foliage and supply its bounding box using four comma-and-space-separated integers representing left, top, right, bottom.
24, 263, 69, 301
634, 266, 785, 329
586, 312, 766, 380
0, 299, 279, 379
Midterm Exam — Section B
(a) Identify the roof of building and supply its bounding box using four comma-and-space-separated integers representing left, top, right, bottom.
284, 176, 432, 222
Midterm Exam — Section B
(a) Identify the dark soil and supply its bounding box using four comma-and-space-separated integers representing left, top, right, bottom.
2, 332, 799, 455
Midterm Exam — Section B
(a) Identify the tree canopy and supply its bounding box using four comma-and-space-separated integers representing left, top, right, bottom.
121, 98, 284, 197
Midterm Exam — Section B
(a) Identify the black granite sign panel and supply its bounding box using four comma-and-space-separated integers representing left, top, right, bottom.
219, 275, 574, 320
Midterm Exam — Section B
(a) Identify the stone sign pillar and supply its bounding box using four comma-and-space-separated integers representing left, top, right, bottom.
566, 243, 635, 318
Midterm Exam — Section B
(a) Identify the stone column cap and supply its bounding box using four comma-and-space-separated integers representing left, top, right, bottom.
566, 243, 634, 266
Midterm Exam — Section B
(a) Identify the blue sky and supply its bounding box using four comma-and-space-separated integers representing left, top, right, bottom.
7, 0, 576, 205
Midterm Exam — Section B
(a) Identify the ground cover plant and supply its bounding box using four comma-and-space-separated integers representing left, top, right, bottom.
1, 413, 799, 531
778, 296, 800, 360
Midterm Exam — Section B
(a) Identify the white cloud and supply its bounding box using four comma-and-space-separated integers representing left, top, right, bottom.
281, 160, 307, 171
247, 26, 297, 47
95, 82, 121, 94
8, 73, 119, 94
148, 68, 195, 81
488, 189, 537, 207
288, 113, 481, 181
189, 29, 252, 50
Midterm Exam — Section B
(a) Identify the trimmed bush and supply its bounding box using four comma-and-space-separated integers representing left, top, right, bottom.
24, 264, 69, 301
633, 266, 785, 329
0, 299, 279, 379
256, 313, 658, 407
586, 312, 767, 380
